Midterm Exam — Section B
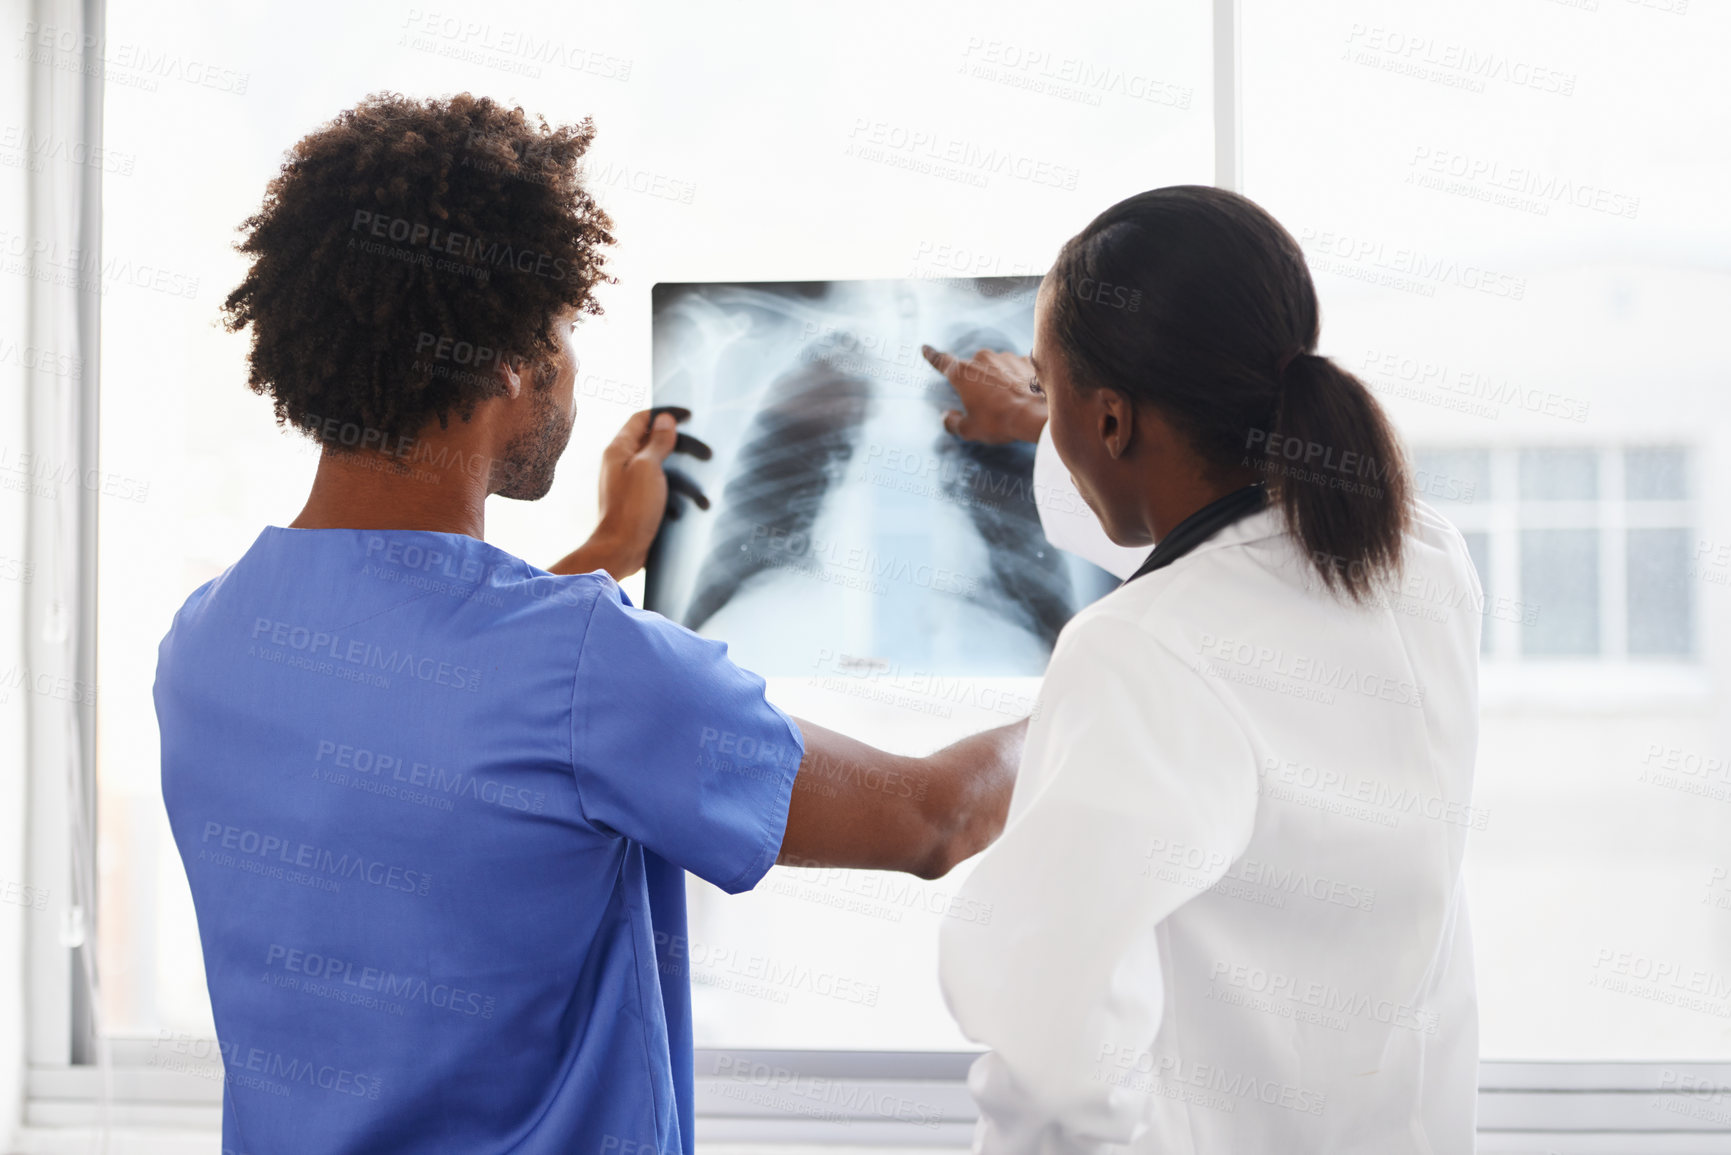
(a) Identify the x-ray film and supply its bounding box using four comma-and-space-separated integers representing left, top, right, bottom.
644, 277, 1118, 676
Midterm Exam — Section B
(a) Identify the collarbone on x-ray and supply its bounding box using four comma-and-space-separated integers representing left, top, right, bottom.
645, 277, 1116, 677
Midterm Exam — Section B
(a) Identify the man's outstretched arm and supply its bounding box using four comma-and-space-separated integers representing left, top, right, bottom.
777, 717, 1027, 880
557, 407, 1025, 879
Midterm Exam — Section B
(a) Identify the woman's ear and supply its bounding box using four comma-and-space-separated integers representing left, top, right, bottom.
1098, 388, 1135, 460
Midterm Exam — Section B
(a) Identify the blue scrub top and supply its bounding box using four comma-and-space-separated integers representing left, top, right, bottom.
156, 527, 803, 1155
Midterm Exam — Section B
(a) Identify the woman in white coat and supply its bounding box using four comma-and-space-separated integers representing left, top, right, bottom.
924, 185, 1481, 1154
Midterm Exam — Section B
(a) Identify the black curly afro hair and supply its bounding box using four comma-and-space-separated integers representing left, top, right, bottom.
220, 91, 615, 450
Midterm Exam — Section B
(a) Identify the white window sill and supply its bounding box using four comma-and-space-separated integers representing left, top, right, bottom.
13, 1127, 1731, 1154
16, 1056, 1731, 1152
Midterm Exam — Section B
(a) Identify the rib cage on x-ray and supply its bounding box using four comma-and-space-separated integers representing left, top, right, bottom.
684, 362, 874, 631
926, 327, 1076, 649
646, 278, 1117, 676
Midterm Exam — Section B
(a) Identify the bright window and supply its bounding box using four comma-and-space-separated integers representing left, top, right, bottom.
44, 0, 1731, 1135
1241, 0, 1731, 1062
89, 0, 1214, 1053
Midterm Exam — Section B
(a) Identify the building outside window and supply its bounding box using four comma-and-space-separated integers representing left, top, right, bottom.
1414, 445, 1696, 661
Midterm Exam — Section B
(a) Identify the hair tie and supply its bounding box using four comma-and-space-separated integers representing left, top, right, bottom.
1276, 349, 1306, 379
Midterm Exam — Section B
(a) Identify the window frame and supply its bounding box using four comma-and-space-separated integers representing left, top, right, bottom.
15, 0, 1730, 1147
19, 0, 105, 1085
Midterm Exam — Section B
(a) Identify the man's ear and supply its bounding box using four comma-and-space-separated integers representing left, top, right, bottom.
499, 356, 524, 400
1098, 388, 1135, 460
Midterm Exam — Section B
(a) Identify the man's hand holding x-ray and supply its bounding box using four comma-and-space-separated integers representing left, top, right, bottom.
564, 403, 1026, 881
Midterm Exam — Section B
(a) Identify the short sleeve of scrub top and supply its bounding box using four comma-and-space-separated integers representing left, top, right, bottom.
571, 583, 805, 894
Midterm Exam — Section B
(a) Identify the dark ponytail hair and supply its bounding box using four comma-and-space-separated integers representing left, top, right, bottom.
1047, 185, 1410, 600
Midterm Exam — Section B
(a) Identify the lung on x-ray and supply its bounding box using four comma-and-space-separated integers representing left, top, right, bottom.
644, 276, 1118, 676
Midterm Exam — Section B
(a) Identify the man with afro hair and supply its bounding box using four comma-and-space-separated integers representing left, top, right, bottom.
155, 93, 1025, 1154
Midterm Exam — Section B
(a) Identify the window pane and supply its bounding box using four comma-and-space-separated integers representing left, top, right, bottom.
1520, 449, 1597, 502
1413, 449, 1490, 505
1626, 447, 1689, 501
1244, 0, 1731, 1067
1520, 529, 1599, 655
1628, 528, 1693, 656
95, 0, 1215, 1052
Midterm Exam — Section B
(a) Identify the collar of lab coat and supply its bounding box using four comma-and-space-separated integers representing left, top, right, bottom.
1126, 484, 1272, 584
1126, 500, 1289, 593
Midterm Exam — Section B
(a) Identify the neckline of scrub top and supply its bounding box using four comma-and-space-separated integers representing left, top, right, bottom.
1123, 483, 1270, 585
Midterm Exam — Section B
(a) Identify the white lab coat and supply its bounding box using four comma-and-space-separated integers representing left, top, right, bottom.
938, 426, 1481, 1154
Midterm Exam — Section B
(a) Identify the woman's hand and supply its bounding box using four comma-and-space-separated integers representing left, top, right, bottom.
922, 344, 1049, 445
550, 408, 710, 581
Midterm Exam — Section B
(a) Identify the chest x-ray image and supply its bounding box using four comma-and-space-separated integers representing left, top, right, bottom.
644, 276, 1119, 676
